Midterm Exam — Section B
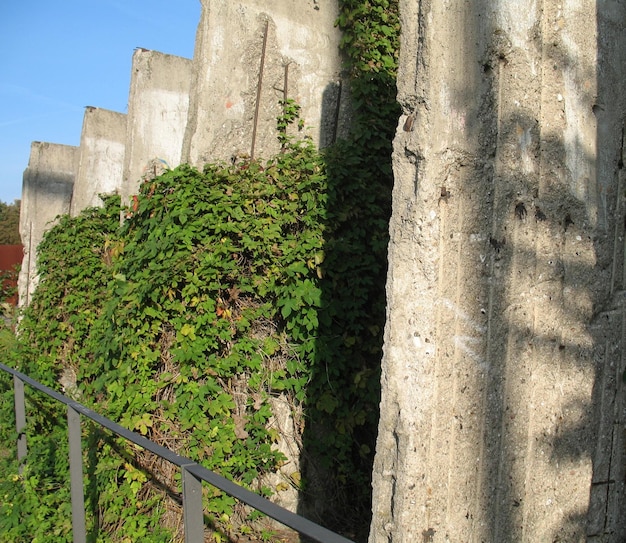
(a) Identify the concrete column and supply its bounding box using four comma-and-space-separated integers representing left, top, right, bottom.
19, 142, 77, 305
370, 1, 626, 542
71, 106, 126, 216
182, 0, 347, 166
122, 49, 192, 205
586, 3, 626, 540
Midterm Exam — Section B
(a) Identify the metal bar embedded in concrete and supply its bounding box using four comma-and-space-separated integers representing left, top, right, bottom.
250, 19, 269, 159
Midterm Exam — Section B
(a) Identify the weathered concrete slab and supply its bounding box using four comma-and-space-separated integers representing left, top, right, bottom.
122, 49, 192, 204
370, 0, 626, 542
71, 106, 126, 216
19, 142, 77, 305
182, 0, 347, 166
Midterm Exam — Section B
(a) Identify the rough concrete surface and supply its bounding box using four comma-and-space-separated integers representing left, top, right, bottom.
122, 49, 192, 205
71, 106, 126, 216
19, 142, 77, 305
182, 0, 348, 167
369, 1, 626, 542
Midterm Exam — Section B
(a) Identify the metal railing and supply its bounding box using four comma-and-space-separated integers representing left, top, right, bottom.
0, 362, 355, 543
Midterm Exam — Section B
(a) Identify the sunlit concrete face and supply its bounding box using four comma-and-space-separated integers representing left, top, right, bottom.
71, 107, 126, 216
19, 142, 77, 305
122, 49, 192, 206
182, 0, 348, 167
370, 0, 626, 541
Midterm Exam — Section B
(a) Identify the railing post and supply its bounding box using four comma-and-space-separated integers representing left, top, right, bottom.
13, 374, 27, 468
0, 363, 356, 543
67, 405, 87, 543
182, 465, 204, 543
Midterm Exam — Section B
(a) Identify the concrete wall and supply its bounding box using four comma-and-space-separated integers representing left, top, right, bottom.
586, 3, 626, 538
70, 106, 126, 216
369, 1, 626, 542
122, 49, 192, 204
14, 1, 626, 539
14, 1, 347, 521
19, 142, 77, 305
13, 0, 347, 525
182, 0, 347, 166
18, 0, 347, 300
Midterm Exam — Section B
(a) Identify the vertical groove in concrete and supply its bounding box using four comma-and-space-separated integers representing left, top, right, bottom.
615, 138, 626, 537
597, 40, 625, 538
183, 0, 345, 167
428, 198, 445, 533
444, 212, 464, 531
609, 146, 623, 296
371, 0, 626, 541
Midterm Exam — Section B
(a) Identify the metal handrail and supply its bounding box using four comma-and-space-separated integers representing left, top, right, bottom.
0, 362, 355, 543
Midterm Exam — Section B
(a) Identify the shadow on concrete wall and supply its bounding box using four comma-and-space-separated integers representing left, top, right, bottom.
443, 2, 626, 541
296, 76, 398, 539
579, 4, 626, 540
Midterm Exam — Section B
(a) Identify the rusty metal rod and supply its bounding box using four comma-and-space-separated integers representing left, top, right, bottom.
251, 20, 269, 160
284, 63, 289, 103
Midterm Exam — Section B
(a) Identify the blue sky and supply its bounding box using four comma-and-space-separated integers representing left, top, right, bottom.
0, 1, 201, 204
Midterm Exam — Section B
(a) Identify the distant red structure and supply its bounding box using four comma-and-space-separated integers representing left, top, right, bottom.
0, 245, 23, 306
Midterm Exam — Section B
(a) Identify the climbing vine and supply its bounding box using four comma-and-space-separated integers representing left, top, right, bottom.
0, 1, 400, 541
300, 0, 400, 533
0, 195, 126, 542
1, 124, 329, 541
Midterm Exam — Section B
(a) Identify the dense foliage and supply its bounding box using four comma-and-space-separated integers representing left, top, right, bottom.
0, 267, 18, 304
0, 196, 124, 542
307, 0, 400, 528
0, 1, 400, 541
1, 130, 328, 541
0, 200, 20, 245
0, 200, 21, 302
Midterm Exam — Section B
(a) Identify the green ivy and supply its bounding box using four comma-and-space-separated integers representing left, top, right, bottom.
298, 0, 400, 534
337, 0, 399, 77
1, 132, 330, 541
0, 196, 121, 543
0, 2, 400, 541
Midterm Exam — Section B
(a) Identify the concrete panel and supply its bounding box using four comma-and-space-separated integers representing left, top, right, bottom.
71, 106, 126, 216
370, 0, 626, 542
122, 49, 192, 204
19, 142, 77, 305
182, 0, 347, 166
